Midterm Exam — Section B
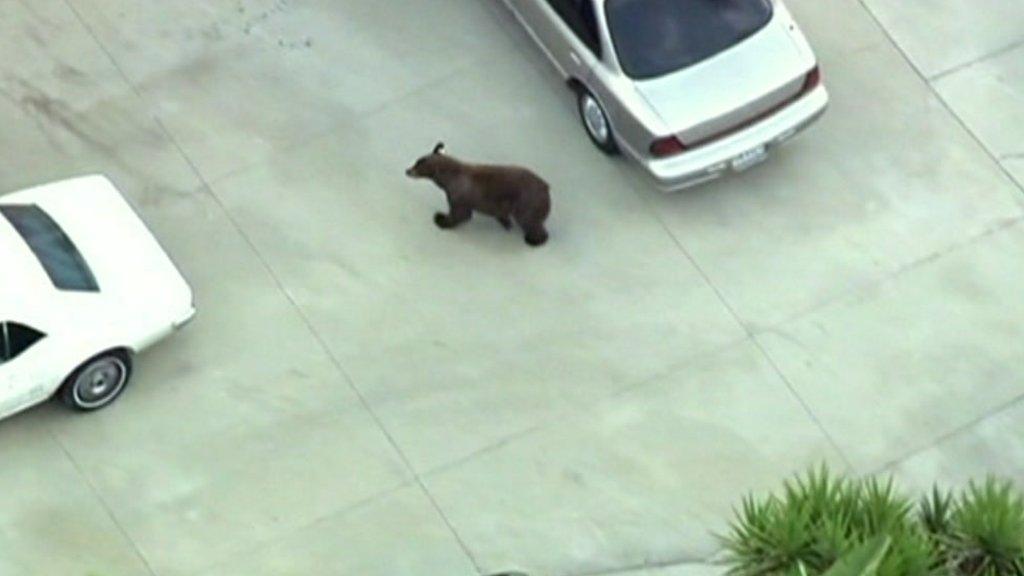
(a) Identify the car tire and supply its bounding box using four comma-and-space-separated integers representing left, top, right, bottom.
59, 351, 133, 412
576, 88, 619, 155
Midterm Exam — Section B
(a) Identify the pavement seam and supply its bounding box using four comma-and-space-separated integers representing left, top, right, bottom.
928, 36, 1024, 83
198, 0, 562, 189
61, 0, 144, 100
64, 0, 497, 193
750, 214, 1024, 337
51, 4, 170, 574
629, 189, 855, 471
869, 389, 1024, 477
203, 54, 488, 188
231, 243, 487, 575
749, 336, 855, 471
847, 2, 1024, 478
855, 0, 1024, 202
189, 479, 416, 576
202, 0, 535, 189
48, 429, 160, 576
418, 332, 751, 481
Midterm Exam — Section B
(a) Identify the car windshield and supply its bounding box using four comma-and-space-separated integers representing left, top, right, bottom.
605, 0, 774, 80
0, 204, 99, 292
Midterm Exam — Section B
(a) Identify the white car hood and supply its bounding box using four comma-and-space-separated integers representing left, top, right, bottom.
2, 175, 193, 314
631, 13, 811, 141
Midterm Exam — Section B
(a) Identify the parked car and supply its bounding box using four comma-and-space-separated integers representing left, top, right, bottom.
0, 175, 194, 421
501, 0, 829, 190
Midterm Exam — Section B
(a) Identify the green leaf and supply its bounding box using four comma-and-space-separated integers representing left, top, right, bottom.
822, 535, 892, 576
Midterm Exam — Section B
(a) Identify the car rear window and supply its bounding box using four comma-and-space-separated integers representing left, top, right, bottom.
0, 204, 99, 292
606, 0, 774, 80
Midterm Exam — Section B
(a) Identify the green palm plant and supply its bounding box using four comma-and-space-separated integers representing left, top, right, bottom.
719, 467, 1024, 576
721, 466, 852, 575
945, 478, 1024, 576
720, 466, 934, 576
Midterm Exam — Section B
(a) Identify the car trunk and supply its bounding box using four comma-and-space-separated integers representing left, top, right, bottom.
632, 15, 809, 148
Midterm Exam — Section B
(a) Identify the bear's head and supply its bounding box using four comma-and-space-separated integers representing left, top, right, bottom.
405, 142, 448, 180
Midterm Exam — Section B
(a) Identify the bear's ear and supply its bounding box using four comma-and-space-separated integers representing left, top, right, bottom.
432, 142, 445, 155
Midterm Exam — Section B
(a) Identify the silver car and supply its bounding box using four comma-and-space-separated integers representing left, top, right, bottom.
502, 0, 829, 190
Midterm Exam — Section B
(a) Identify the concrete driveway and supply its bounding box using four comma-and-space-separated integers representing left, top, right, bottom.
1, 1, 1022, 575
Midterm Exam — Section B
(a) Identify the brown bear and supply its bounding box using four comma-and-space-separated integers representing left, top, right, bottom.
405, 142, 551, 247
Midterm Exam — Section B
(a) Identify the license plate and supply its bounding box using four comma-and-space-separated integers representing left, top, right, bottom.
731, 145, 768, 172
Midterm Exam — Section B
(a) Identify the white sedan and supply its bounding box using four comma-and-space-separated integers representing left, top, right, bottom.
0, 175, 195, 421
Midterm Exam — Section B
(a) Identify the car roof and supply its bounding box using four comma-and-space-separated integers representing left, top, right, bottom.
0, 174, 160, 330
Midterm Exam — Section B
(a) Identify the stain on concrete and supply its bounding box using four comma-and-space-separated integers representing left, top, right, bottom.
233, 0, 313, 51
52, 62, 89, 84
23, 25, 48, 49
0, 76, 197, 208
185, 22, 225, 43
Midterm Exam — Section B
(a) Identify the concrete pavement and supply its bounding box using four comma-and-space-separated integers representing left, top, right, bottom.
0, 0, 1022, 575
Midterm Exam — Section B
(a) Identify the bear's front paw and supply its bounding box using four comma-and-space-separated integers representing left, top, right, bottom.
434, 212, 451, 229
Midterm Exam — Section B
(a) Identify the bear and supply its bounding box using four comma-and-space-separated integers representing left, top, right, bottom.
405, 142, 551, 247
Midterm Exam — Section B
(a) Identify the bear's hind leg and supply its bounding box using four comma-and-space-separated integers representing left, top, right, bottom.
523, 225, 548, 247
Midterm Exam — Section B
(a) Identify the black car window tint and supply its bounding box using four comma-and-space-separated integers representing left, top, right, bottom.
606, 0, 773, 79
4, 322, 45, 361
547, 0, 603, 57
0, 322, 8, 362
579, 0, 602, 56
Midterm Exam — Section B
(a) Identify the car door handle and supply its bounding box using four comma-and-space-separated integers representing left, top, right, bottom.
569, 52, 582, 66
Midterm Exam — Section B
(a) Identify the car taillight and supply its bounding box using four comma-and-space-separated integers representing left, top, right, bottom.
649, 135, 687, 158
801, 65, 821, 94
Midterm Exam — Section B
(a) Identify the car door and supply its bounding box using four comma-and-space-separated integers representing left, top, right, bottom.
0, 321, 51, 418
0, 357, 18, 417
512, 0, 603, 80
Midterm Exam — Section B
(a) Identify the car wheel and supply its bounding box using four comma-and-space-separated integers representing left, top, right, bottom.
577, 88, 619, 155
60, 351, 132, 411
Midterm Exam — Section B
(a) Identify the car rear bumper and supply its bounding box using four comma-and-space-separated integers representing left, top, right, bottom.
641, 85, 829, 191
129, 302, 194, 353
173, 305, 196, 330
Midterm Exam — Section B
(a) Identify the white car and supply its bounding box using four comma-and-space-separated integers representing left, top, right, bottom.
0, 175, 195, 421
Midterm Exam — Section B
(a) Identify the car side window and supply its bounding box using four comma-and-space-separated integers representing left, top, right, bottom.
0, 322, 46, 362
547, 0, 603, 57
578, 0, 601, 55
